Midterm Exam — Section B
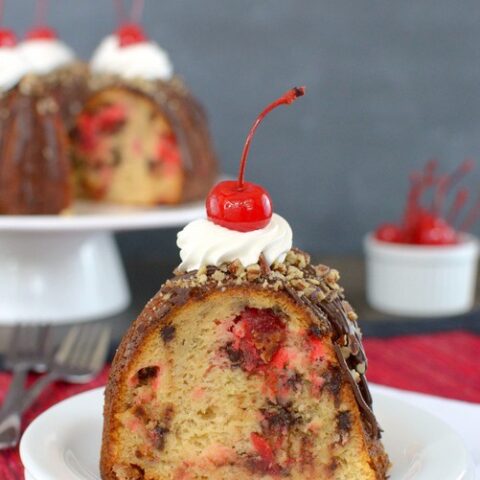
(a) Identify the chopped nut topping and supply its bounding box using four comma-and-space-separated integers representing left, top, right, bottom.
246, 263, 262, 281
211, 270, 225, 282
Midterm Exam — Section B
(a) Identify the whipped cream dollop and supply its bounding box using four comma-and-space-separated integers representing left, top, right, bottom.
0, 47, 30, 91
90, 35, 173, 81
18, 39, 75, 75
177, 213, 293, 272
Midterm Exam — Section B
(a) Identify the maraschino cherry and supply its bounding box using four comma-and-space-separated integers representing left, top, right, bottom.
116, 23, 147, 47
25, 26, 57, 40
0, 28, 16, 46
25, 0, 57, 40
206, 87, 306, 232
375, 159, 478, 246
0, 0, 16, 47
114, 0, 147, 47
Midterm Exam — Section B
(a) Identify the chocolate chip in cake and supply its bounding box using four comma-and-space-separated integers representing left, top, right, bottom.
337, 411, 352, 433
285, 371, 303, 392
133, 405, 147, 420
225, 342, 243, 366
308, 324, 324, 338
151, 404, 174, 451
152, 425, 169, 451
147, 158, 161, 172
327, 457, 339, 473
337, 410, 352, 445
136, 366, 159, 385
111, 148, 122, 167
261, 402, 300, 434
324, 366, 343, 401
161, 325, 176, 343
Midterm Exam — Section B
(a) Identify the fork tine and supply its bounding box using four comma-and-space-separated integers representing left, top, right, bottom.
64, 324, 100, 369
5, 326, 22, 360
37, 325, 52, 353
86, 326, 111, 373
69, 325, 98, 367
54, 326, 81, 364
75, 325, 102, 369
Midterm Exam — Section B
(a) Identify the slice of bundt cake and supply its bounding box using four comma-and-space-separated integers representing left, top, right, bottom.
101, 87, 389, 479
102, 250, 389, 480
71, 24, 217, 206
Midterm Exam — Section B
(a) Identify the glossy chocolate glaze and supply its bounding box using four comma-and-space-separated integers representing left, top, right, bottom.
0, 77, 72, 214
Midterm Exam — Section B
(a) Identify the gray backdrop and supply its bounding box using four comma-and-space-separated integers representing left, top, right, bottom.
7, 1, 480, 258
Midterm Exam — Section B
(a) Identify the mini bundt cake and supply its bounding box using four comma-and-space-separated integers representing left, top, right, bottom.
71, 24, 217, 206
101, 88, 389, 479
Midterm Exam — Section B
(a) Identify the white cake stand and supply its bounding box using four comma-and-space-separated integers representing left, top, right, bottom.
0, 200, 204, 325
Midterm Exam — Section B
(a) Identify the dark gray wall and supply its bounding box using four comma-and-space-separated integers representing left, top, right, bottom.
7, 1, 480, 257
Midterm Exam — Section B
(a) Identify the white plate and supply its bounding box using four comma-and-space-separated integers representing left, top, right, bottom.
0, 199, 205, 233
20, 386, 475, 480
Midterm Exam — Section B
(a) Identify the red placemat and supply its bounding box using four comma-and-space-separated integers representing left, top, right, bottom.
1, 330, 479, 480
0, 369, 109, 480
364, 330, 480, 403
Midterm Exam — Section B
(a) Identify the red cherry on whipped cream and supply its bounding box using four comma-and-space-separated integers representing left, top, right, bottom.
206, 87, 306, 232
116, 23, 147, 47
25, 26, 57, 40
0, 29, 17, 47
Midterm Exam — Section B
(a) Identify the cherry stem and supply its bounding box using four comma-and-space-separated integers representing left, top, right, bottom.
34, 0, 48, 27
114, 0, 126, 25
237, 86, 306, 189
447, 188, 469, 225
460, 192, 480, 232
130, 0, 145, 23
432, 159, 474, 214
403, 173, 423, 228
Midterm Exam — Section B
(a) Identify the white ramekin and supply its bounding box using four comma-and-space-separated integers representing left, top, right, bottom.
364, 233, 479, 317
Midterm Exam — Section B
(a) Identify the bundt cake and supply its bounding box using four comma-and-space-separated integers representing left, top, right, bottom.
71, 24, 217, 205
101, 88, 389, 479
0, 29, 73, 215
0, 18, 216, 214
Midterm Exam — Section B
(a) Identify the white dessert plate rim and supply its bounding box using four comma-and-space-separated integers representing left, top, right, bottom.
19, 385, 475, 480
0, 199, 206, 232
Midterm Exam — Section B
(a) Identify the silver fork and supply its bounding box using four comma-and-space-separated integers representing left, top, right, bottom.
0, 323, 111, 449
1, 325, 53, 412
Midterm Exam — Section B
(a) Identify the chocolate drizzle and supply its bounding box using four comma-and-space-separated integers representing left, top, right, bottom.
314, 299, 379, 438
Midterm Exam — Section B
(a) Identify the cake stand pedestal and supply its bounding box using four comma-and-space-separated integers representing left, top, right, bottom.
0, 200, 204, 324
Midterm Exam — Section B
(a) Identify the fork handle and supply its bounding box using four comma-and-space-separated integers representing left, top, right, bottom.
16, 371, 60, 413
0, 371, 59, 450
0, 365, 29, 449
1, 365, 28, 411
